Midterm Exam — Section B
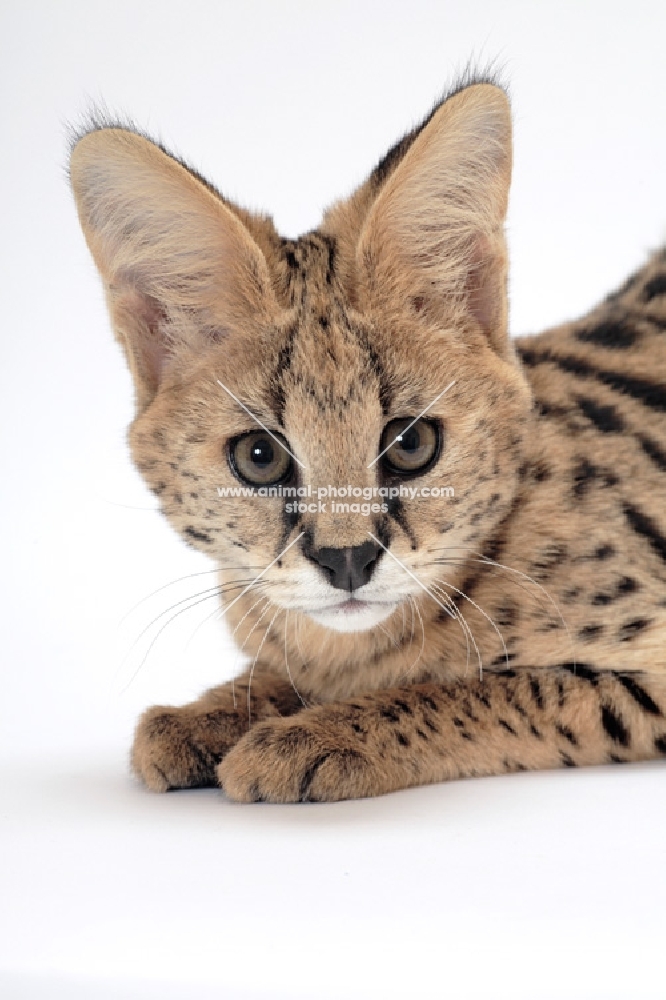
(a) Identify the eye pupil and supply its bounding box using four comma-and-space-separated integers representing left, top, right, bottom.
398, 428, 419, 453
251, 439, 274, 467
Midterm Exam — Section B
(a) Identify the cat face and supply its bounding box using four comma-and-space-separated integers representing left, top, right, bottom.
70, 82, 532, 634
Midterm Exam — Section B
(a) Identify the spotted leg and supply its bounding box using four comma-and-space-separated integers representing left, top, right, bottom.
218, 665, 666, 803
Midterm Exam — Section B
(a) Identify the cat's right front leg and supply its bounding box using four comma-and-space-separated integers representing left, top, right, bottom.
131, 671, 304, 792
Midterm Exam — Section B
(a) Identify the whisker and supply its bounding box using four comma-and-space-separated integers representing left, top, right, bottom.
367, 532, 486, 681
469, 553, 577, 670
284, 610, 308, 709
427, 547, 576, 669
431, 583, 476, 677
121, 578, 259, 667
232, 593, 273, 640
233, 597, 272, 710
377, 622, 401, 650
180, 586, 267, 662
118, 566, 267, 625
180, 590, 271, 707
423, 555, 552, 617
400, 596, 426, 682
118, 579, 267, 693
367, 533, 456, 621
230, 598, 272, 710
247, 608, 280, 724
432, 575, 508, 679
294, 609, 308, 666
237, 599, 273, 656
217, 531, 305, 623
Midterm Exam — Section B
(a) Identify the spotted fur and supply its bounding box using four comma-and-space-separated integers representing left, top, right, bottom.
70, 80, 666, 802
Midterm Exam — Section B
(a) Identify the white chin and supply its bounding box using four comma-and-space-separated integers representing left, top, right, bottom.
307, 601, 399, 633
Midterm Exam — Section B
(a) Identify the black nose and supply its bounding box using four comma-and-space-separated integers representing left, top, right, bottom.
306, 540, 382, 592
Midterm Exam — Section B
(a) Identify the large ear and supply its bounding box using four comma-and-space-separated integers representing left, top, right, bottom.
70, 127, 278, 410
357, 84, 512, 356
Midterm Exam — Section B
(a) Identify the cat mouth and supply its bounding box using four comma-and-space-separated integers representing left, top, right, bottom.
304, 597, 400, 633
314, 597, 396, 614
332, 598, 375, 613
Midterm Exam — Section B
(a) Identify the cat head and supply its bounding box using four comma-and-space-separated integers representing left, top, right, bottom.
70, 80, 532, 636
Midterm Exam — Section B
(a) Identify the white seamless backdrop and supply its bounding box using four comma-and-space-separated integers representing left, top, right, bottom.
1, 2, 665, 998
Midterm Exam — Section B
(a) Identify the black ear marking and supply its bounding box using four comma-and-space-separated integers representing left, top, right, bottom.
369, 67, 507, 189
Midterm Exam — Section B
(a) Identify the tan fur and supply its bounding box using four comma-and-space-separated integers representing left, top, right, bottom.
71, 83, 666, 802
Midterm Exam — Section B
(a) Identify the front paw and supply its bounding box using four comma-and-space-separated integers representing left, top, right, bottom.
217, 716, 372, 803
131, 704, 231, 792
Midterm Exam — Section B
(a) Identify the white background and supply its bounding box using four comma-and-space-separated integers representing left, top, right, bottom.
1, 2, 665, 997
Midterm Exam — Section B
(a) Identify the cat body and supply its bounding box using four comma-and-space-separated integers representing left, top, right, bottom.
70, 80, 666, 802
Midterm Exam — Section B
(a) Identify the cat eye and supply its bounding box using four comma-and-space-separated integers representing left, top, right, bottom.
228, 430, 293, 486
379, 418, 441, 476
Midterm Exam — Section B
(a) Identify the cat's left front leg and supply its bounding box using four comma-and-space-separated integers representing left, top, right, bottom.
218, 668, 666, 802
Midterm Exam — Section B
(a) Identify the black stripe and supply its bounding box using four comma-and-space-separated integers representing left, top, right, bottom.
596, 370, 666, 412
592, 576, 639, 606
637, 434, 666, 472
576, 396, 625, 433
517, 348, 666, 413
387, 496, 418, 550
575, 320, 637, 349
623, 502, 666, 563
325, 234, 337, 285
185, 740, 217, 786
371, 514, 393, 556
380, 706, 401, 723
560, 663, 600, 685
556, 724, 578, 746
616, 674, 662, 716
529, 677, 544, 709
618, 617, 653, 641
183, 526, 213, 544
579, 624, 604, 641
601, 704, 630, 747
643, 273, 666, 302
298, 752, 333, 801
270, 323, 298, 423
353, 325, 393, 414
572, 458, 609, 499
